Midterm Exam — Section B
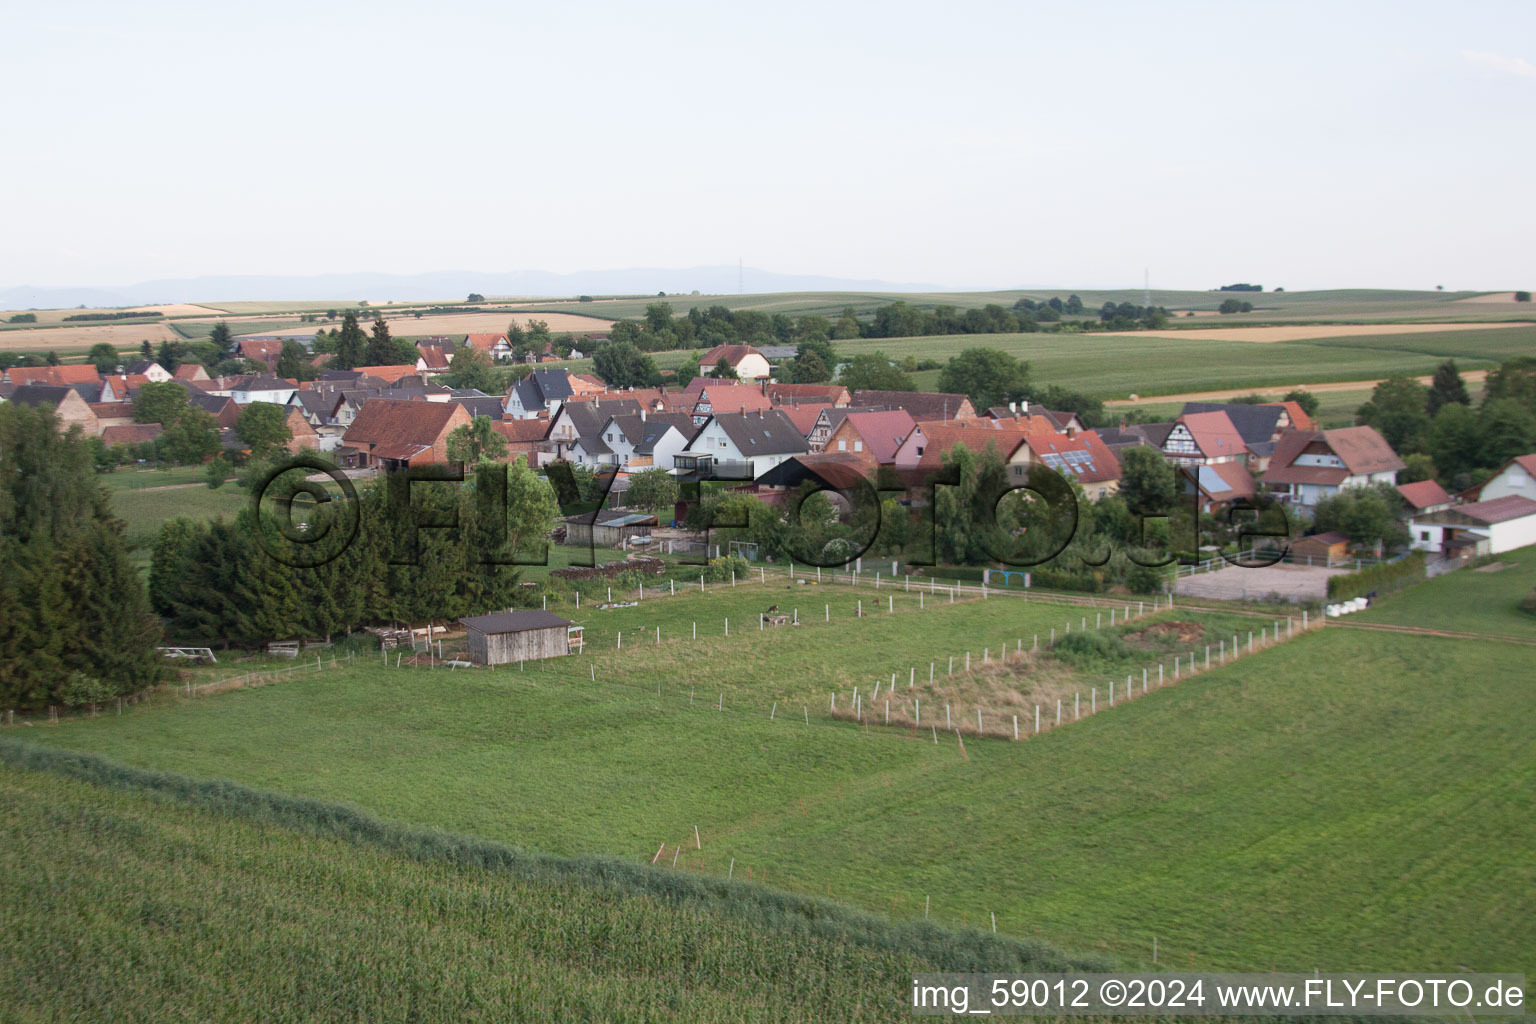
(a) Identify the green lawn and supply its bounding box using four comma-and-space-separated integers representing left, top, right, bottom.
1353, 545, 1536, 637
99, 464, 220, 491
1, 759, 1094, 1023
110, 482, 247, 551
21, 577, 1533, 974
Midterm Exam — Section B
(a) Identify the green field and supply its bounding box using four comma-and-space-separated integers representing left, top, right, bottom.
100, 464, 223, 491
835, 328, 1536, 401
1353, 545, 1536, 638
110, 482, 246, 550
0, 756, 1099, 1023
20, 575, 1534, 973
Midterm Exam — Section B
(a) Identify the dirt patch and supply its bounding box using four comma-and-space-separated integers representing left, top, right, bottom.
1475, 561, 1510, 573
1122, 620, 1205, 647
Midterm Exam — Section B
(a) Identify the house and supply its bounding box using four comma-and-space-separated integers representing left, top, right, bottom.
1262, 426, 1405, 509
1094, 426, 1153, 458
561, 509, 659, 548
590, 412, 695, 471
189, 391, 242, 429
1162, 411, 1247, 467
88, 402, 135, 435
756, 344, 798, 362
97, 374, 151, 403
1020, 431, 1123, 500
1032, 408, 1086, 435
504, 368, 578, 419
339, 397, 472, 470
688, 382, 773, 424
806, 405, 882, 452
122, 360, 173, 383
775, 402, 831, 442
353, 365, 419, 386
1187, 460, 1257, 513
173, 363, 211, 383
894, 417, 1042, 471
1463, 453, 1536, 503
545, 398, 644, 462
1408, 495, 1536, 560
236, 338, 284, 369
415, 342, 453, 374
232, 376, 298, 405
101, 423, 164, 447
8, 385, 100, 435
460, 611, 575, 665
489, 419, 552, 465
822, 409, 916, 467
1290, 531, 1350, 565
674, 409, 809, 480
849, 389, 975, 422
698, 344, 771, 382
768, 383, 850, 407
566, 387, 669, 412
464, 333, 513, 361
1396, 479, 1453, 516
284, 407, 321, 452
287, 390, 344, 435
1180, 401, 1295, 446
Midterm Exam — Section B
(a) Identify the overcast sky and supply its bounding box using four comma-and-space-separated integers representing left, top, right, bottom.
4, 0, 1533, 292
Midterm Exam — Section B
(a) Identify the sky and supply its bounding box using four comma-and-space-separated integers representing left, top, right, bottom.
3, 0, 1534, 293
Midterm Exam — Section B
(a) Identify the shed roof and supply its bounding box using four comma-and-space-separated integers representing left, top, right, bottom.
460, 610, 574, 634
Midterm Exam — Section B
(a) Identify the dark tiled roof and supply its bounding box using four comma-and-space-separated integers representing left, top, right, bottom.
710, 409, 810, 456
1181, 402, 1285, 444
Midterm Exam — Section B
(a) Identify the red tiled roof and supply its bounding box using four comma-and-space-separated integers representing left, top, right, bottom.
1395, 479, 1451, 510
1266, 400, 1317, 432
1024, 430, 1123, 484
1264, 426, 1404, 486
52, 364, 102, 385
173, 363, 210, 381
491, 419, 552, 444
837, 409, 916, 463
342, 398, 469, 448
464, 334, 506, 353
697, 383, 772, 414
767, 383, 849, 406
416, 343, 451, 370
777, 403, 831, 436
352, 364, 418, 383
1323, 425, 1405, 475
1176, 410, 1246, 459
699, 344, 764, 367
1443, 494, 1536, 524
911, 418, 1037, 468
6, 367, 63, 386
101, 423, 163, 445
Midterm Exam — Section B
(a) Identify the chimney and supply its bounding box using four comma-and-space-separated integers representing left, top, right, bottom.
1008, 401, 1017, 414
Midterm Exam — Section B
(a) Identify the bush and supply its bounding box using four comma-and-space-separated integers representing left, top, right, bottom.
1326, 552, 1426, 601
1515, 291, 1531, 303
1519, 587, 1536, 616
1050, 630, 1130, 666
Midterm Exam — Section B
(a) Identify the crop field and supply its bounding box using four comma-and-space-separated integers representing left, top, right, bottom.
844, 331, 1492, 401
258, 311, 615, 338
1352, 545, 1536, 638
0, 759, 1080, 1023
0, 320, 182, 353
1100, 322, 1529, 344
20, 574, 1534, 974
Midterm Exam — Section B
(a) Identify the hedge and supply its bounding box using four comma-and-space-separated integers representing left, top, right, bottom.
1326, 552, 1426, 601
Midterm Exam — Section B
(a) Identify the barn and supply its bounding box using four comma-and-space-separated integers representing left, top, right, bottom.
562, 509, 659, 548
459, 611, 577, 665
1290, 531, 1350, 566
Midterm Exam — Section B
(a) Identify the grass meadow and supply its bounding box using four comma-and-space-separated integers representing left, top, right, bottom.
19, 576, 1534, 974
1353, 545, 1536, 638
110, 482, 246, 551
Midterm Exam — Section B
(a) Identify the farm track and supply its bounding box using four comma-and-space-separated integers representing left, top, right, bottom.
1330, 619, 1536, 646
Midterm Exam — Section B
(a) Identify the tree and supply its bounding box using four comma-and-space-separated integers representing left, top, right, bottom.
1119, 446, 1180, 517
332, 311, 367, 370
837, 352, 914, 392
205, 454, 231, 489
592, 342, 660, 389
140, 339, 153, 359
1515, 291, 1531, 302
156, 339, 181, 373
1356, 375, 1430, 453
1282, 388, 1319, 419
709, 357, 739, 380
443, 343, 496, 392
1426, 360, 1470, 416
789, 349, 830, 384
1477, 398, 1536, 468
87, 342, 121, 372
626, 468, 678, 514
1311, 485, 1407, 552
502, 455, 559, 557
1398, 452, 1436, 485
1482, 356, 1536, 412
936, 348, 1029, 411
445, 416, 508, 466
209, 321, 234, 358
0, 402, 164, 711
1426, 403, 1482, 483
133, 381, 190, 427
364, 318, 398, 366
235, 402, 292, 461
159, 409, 221, 465
275, 340, 317, 381
466, 293, 485, 303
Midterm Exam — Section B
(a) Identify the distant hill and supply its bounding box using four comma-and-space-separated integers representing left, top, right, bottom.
0, 267, 948, 309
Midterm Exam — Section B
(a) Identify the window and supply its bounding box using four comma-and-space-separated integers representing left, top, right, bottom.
837, 440, 846, 451
1420, 531, 1430, 541
854, 440, 863, 452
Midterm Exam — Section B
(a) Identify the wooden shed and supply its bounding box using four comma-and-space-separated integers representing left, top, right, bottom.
561, 509, 659, 548
1290, 531, 1349, 566
459, 610, 576, 666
